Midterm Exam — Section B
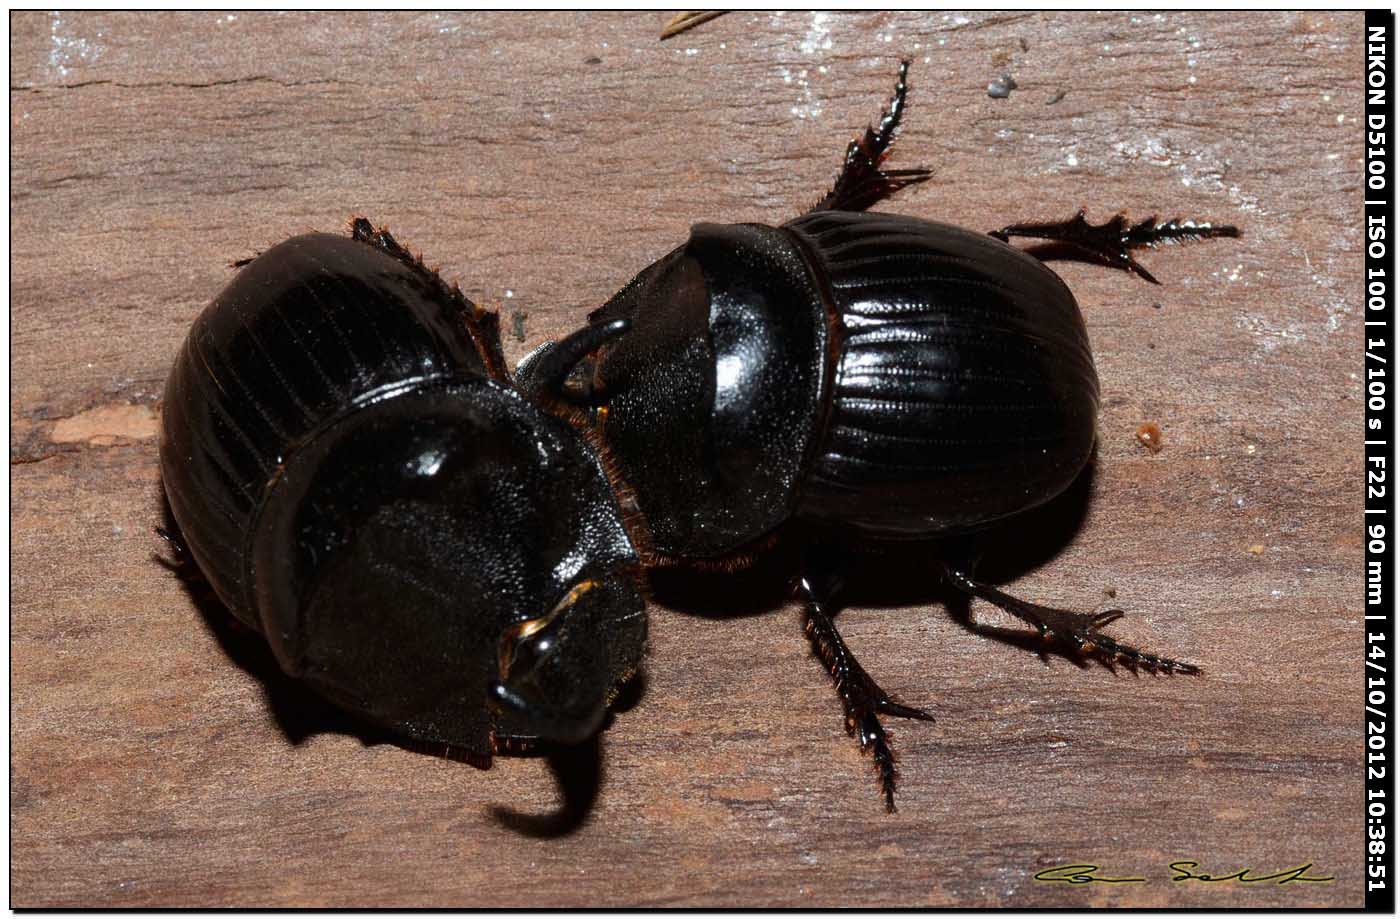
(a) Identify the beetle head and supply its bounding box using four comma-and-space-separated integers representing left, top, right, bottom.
487, 575, 643, 744
247, 375, 647, 754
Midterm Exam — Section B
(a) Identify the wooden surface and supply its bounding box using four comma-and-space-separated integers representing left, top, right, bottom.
10, 11, 1364, 907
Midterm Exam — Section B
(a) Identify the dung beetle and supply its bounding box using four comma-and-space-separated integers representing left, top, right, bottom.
159, 219, 648, 757
521, 61, 1239, 810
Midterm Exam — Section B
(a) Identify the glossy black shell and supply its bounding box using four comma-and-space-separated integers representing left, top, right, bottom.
161, 230, 646, 752
787, 210, 1100, 537
587, 210, 1099, 557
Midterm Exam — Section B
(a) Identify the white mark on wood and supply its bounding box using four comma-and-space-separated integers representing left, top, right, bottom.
47, 12, 101, 79
800, 12, 833, 54
1235, 314, 1306, 356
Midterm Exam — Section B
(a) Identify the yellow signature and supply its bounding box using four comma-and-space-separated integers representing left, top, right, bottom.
1034, 861, 1335, 886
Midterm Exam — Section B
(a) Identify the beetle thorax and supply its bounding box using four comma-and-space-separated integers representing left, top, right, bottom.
588, 223, 831, 560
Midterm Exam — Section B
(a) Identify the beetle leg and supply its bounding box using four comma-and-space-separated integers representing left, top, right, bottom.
797, 570, 934, 812
807, 59, 934, 215
514, 319, 631, 407
941, 563, 1200, 674
152, 524, 209, 585
989, 210, 1240, 284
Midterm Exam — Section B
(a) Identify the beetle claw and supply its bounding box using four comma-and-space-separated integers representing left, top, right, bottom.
942, 563, 1201, 675
989, 210, 1239, 282
876, 696, 936, 722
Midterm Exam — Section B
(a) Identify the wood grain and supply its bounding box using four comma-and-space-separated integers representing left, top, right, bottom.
11, 11, 1364, 907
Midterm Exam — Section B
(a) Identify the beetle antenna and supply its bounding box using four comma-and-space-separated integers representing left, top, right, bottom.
522, 319, 631, 404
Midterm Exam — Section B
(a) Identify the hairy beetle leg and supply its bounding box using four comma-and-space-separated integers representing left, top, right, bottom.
797, 573, 934, 813
990, 210, 1240, 285
942, 565, 1200, 674
809, 59, 934, 215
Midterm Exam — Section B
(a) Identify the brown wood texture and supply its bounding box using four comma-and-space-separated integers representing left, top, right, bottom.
11, 11, 1365, 907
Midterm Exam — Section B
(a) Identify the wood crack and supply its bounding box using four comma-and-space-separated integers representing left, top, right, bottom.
11, 75, 361, 93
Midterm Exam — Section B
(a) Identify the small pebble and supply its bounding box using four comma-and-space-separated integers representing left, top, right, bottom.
1247, 544, 1265, 556
987, 73, 1017, 99
1046, 88, 1066, 105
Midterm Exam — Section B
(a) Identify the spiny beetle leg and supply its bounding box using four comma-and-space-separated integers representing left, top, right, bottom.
941, 563, 1200, 674
808, 59, 934, 215
797, 569, 934, 813
989, 209, 1240, 285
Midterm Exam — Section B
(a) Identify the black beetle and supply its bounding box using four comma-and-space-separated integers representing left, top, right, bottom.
159, 219, 649, 757
521, 61, 1239, 809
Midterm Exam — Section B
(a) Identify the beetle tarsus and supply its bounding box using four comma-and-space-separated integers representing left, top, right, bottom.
808, 59, 934, 215
941, 564, 1201, 674
990, 210, 1240, 284
797, 570, 934, 813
